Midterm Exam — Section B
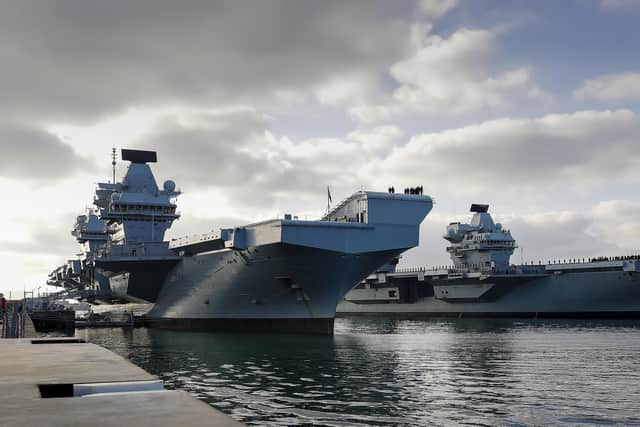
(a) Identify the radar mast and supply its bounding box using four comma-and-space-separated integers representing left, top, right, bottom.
111, 147, 117, 184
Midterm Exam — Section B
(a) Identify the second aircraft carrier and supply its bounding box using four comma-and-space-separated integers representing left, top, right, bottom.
338, 204, 640, 317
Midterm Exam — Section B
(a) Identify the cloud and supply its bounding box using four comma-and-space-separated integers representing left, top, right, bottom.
0, 124, 93, 180
599, 0, 640, 11
505, 200, 640, 262
401, 200, 640, 269
4, 107, 640, 292
313, 73, 378, 107
0, 0, 414, 122
505, 211, 616, 263
79, 108, 402, 219
590, 200, 640, 250
418, 0, 457, 18
360, 109, 640, 195
350, 27, 545, 123
45, 107, 640, 224
0, 252, 65, 296
2, 1, 639, 297
126, 106, 640, 261
136, 108, 268, 188
574, 72, 640, 101
7, 223, 79, 257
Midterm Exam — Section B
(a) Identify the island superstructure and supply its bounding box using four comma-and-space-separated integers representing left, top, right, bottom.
48, 149, 181, 300
48, 148, 434, 334
338, 204, 640, 317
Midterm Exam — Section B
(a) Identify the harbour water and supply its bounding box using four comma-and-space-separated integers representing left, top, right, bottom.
78, 318, 640, 426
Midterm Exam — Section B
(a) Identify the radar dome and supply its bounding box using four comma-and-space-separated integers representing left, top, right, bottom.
163, 180, 176, 192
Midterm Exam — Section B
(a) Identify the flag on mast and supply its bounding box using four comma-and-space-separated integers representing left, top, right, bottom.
327, 186, 332, 204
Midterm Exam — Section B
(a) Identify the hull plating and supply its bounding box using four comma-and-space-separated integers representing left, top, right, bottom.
96, 259, 179, 302
144, 317, 334, 335
337, 270, 640, 316
146, 243, 403, 331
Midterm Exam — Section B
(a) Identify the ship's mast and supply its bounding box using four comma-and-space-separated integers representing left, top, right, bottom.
111, 147, 117, 184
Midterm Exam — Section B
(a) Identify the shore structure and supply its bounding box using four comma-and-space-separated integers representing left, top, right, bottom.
1, 301, 35, 338
46, 148, 433, 334
338, 204, 640, 317
0, 337, 242, 426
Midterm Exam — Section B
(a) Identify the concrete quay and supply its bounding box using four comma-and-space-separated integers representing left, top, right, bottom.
0, 338, 242, 426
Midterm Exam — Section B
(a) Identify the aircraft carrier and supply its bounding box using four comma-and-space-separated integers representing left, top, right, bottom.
48, 149, 433, 334
337, 204, 640, 317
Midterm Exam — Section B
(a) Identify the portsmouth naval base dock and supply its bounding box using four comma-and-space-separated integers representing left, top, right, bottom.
0, 337, 242, 426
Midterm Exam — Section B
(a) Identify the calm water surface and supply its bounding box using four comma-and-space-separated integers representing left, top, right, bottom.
78, 318, 640, 426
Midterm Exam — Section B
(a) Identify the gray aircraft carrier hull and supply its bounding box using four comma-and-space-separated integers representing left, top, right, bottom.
337, 268, 640, 317
145, 243, 403, 334
95, 258, 180, 302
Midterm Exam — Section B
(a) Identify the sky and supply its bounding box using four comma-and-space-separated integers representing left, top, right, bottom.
2, 0, 640, 297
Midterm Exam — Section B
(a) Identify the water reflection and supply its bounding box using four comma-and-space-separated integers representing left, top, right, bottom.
78, 318, 640, 426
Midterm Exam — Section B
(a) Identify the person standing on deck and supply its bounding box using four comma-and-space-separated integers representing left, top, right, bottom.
1, 293, 6, 334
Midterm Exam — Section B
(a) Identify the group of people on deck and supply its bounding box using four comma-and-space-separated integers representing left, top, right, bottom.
405, 186, 424, 195
589, 255, 640, 262
387, 186, 424, 195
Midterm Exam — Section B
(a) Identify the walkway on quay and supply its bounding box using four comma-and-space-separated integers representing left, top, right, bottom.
0, 338, 242, 426
1, 301, 36, 338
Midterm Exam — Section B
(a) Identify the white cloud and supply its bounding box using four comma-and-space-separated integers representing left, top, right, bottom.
351, 27, 545, 123
590, 200, 640, 250
360, 109, 640, 195
508, 200, 640, 262
345, 126, 405, 157
0, 174, 99, 295
45, 108, 407, 222
418, 0, 458, 18
314, 73, 377, 107
401, 201, 640, 269
505, 210, 612, 263
574, 72, 640, 101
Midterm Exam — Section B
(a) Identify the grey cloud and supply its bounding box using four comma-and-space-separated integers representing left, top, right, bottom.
349, 25, 545, 124
7, 223, 79, 256
138, 110, 267, 188
134, 110, 368, 208
590, 200, 640, 250
364, 110, 640, 195
136, 112, 287, 200
505, 213, 618, 263
574, 72, 640, 101
0, 0, 414, 122
0, 124, 92, 179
